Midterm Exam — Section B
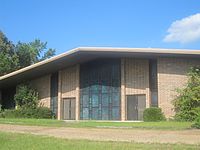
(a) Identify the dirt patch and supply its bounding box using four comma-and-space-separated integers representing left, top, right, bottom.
0, 124, 199, 144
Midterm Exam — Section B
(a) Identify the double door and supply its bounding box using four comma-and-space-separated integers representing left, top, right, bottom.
63, 98, 75, 120
126, 95, 146, 120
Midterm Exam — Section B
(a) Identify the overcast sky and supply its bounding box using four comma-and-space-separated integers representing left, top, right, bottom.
1, 0, 200, 54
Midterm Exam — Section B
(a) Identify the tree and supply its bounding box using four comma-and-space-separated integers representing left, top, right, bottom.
173, 67, 200, 121
0, 30, 56, 76
16, 39, 55, 68
0, 31, 19, 76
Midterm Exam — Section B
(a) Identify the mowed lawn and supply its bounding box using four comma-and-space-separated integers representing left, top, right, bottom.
0, 118, 192, 130
0, 131, 199, 150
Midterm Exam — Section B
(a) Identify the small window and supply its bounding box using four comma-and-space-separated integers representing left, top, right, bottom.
50, 72, 58, 117
149, 60, 158, 107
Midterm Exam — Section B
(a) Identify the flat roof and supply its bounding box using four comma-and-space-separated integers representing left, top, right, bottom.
0, 47, 200, 88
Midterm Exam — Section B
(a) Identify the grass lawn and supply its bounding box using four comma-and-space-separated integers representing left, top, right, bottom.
0, 131, 199, 150
0, 118, 193, 130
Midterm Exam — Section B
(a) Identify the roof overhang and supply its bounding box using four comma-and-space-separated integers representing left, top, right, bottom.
0, 47, 200, 88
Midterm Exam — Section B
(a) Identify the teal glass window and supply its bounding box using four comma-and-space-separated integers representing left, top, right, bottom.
80, 59, 121, 120
112, 92, 120, 106
92, 108, 99, 120
92, 94, 99, 107
102, 107, 109, 120
82, 95, 89, 107
102, 93, 109, 107
91, 84, 99, 93
102, 85, 109, 93
112, 107, 120, 120
83, 108, 89, 119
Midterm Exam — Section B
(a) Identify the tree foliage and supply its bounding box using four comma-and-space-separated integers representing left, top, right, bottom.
173, 67, 200, 121
0, 31, 19, 75
16, 40, 55, 68
14, 84, 39, 109
0, 30, 55, 76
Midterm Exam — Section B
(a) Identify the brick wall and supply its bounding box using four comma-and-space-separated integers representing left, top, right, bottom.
157, 57, 200, 118
60, 65, 77, 98
125, 58, 150, 106
30, 75, 51, 108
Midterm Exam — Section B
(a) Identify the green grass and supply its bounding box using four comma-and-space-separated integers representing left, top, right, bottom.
0, 118, 193, 130
0, 131, 199, 150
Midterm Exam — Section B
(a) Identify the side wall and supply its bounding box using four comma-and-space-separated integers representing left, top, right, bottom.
30, 75, 51, 108
157, 58, 200, 118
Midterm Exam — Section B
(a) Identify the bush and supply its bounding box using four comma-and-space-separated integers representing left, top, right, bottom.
14, 84, 39, 109
0, 104, 2, 112
174, 107, 200, 121
0, 104, 3, 118
173, 67, 200, 121
191, 115, 200, 129
0, 112, 4, 118
1, 107, 54, 119
2, 109, 21, 118
33, 107, 54, 119
143, 107, 166, 122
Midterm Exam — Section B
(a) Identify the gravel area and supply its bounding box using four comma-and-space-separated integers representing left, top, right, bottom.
0, 124, 200, 144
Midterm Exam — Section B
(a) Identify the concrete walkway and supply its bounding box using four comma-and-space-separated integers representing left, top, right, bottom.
0, 124, 200, 144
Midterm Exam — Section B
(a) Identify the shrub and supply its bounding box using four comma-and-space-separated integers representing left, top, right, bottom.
33, 107, 54, 119
143, 107, 166, 122
173, 67, 200, 121
0, 104, 3, 118
0, 113, 4, 118
191, 115, 200, 129
14, 84, 39, 109
1, 107, 54, 119
174, 107, 200, 121
3, 109, 21, 118
0, 110, 5, 118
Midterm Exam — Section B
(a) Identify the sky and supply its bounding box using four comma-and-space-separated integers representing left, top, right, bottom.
1, 0, 200, 54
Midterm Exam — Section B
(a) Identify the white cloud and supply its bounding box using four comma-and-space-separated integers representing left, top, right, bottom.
163, 13, 200, 44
